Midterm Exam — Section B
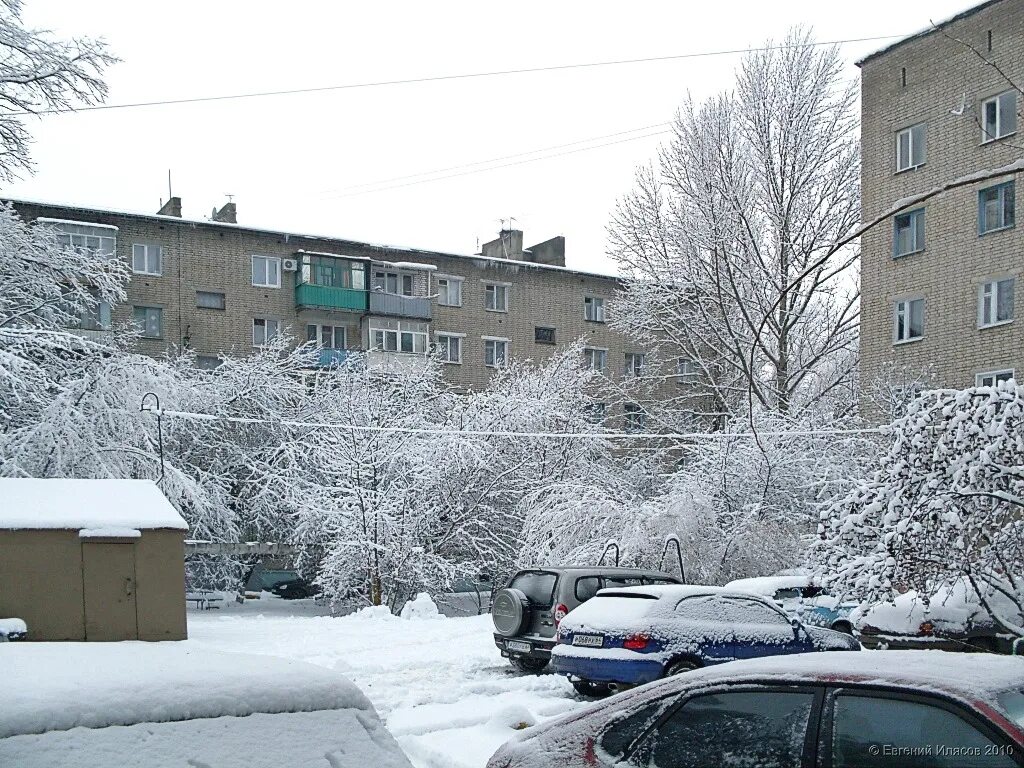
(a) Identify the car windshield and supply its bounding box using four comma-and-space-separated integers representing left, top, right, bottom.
997, 689, 1024, 727
510, 571, 557, 606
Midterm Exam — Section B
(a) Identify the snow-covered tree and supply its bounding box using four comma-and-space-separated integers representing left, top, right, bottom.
0, 0, 116, 180
608, 28, 860, 419
818, 382, 1024, 638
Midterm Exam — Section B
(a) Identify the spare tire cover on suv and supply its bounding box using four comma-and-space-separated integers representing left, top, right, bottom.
492, 588, 530, 636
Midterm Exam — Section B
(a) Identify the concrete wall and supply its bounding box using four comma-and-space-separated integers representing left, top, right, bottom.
859, 0, 1024, 406
0, 529, 186, 641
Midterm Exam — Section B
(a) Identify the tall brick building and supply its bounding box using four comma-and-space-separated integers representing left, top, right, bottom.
7, 197, 683, 415
858, 0, 1023, 404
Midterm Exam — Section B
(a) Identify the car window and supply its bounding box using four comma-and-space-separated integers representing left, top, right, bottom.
627, 690, 815, 767
997, 689, 1024, 728
604, 577, 644, 590
644, 577, 678, 586
598, 696, 675, 760
802, 585, 824, 599
730, 597, 792, 625
575, 576, 601, 602
509, 571, 557, 606
832, 693, 1017, 768
774, 588, 803, 601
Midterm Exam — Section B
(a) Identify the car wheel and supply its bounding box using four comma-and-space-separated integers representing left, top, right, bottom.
510, 657, 548, 674
831, 621, 853, 635
571, 679, 613, 698
664, 658, 700, 677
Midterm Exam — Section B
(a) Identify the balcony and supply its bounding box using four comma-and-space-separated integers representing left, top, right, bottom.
295, 283, 368, 313
369, 291, 432, 320
365, 349, 430, 374
313, 348, 362, 368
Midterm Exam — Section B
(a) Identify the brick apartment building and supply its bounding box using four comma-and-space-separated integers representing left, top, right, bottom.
858, 0, 1023, 405
7, 197, 685, 420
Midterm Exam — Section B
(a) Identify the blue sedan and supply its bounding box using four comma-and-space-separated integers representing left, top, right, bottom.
551, 585, 859, 695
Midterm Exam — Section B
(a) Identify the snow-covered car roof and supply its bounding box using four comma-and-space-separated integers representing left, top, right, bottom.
0, 478, 187, 531
857, 578, 1023, 634
724, 575, 814, 595
0, 643, 373, 737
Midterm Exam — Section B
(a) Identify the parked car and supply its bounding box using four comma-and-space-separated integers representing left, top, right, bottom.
725, 573, 858, 633
857, 578, 1022, 653
0, 642, 412, 768
491, 567, 681, 673
488, 650, 1024, 768
435, 573, 493, 617
551, 585, 859, 695
268, 576, 320, 600
0, 618, 26, 641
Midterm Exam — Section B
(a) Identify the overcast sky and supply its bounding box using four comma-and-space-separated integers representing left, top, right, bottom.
4, 0, 972, 274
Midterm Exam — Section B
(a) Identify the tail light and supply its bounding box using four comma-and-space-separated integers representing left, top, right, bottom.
919, 621, 935, 636
623, 634, 649, 651
554, 603, 569, 627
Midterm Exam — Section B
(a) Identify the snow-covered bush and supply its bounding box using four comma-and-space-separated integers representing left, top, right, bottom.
818, 382, 1024, 638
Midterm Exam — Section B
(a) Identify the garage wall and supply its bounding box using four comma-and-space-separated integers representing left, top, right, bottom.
135, 530, 187, 641
0, 530, 86, 640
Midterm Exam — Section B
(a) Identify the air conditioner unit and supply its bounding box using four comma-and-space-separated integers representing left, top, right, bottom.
282, 258, 298, 272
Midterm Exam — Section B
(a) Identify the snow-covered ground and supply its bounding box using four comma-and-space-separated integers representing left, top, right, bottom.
187, 596, 585, 768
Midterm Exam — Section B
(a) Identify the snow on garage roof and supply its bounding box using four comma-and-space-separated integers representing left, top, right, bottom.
0, 643, 374, 737
0, 479, 188, 531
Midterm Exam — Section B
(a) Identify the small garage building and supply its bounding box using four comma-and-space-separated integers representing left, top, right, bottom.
0, 478, 189, 641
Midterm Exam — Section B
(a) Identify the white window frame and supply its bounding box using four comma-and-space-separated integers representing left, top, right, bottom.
625, 352, 646, 377
484, 282, 509, 312
45, 221, 117, 257
584, 347, 608, 372
895, 123, 926, 172
252, 317, 280, 347
981, 91, 1018, 143
584, 296, 606, 322
435, 332, 464, 364
677, 358, 698, 384
624, 403, 646, 433
483, 336, 509, 368
132, 243, 163, 276
893, 208, 925, 257
133, 306, 163, 339
252, 255, 282, 288
436, 275, 463, 307
306, 323, 346, 349
893, 297, 925, 344
978, 277, 1015, 328
976, 369, 1015, 387
371, 321, 428, 354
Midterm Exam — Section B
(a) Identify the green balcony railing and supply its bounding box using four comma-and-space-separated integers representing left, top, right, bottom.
295, 283, 368, 312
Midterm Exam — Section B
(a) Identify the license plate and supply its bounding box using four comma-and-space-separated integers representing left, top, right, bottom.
572, 634, 604, 648
506, 640, 531, 653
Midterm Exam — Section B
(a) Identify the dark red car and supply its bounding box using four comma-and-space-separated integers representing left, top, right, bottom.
487, 650, 1024, 768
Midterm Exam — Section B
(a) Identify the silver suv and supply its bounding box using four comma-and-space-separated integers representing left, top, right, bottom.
491, 567, 681, 673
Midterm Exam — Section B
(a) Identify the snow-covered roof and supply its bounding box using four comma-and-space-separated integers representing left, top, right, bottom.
0, 479, 188, 531
856, 0, 1005, 66
724, 575, 813, 595
0, 643, 374, 737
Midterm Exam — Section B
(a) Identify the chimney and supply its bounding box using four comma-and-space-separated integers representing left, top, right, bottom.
157, 196, 182, 217
525, 236, 565, 267
212, 201, 237, 224
480, 228, 524, 260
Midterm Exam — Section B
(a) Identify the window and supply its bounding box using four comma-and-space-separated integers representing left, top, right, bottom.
982, 91, 1017, 142
300, 255, 366, 289
534, 326, 556, 345
252, 255, 281, 288
132, 306, 162, 338
131, 243, 163, 275
584, 347, 607, 372
196, 291, 226, 310
979, 278, 1014, 327
306, 324, 345, 348
584, 296, 606, 322
831, 693, 1016, 768
624, 403, 645, 432
629, 690, 816, 768
893, 208, 925, 257
435, 333, 462, 363
894, 298, 924, 343
49, 222, 116, 257
372, 323, 428, 353
677, 358, 698, 384
195, 355, 221, 370
252, 318, 279, 346
979, 182, 1015, 234
977, 370, 1015, 388
599, 697, 675, 760
373, 270, 414, 296
484, 337, 508, 368
508, 571, 557, 607
625, 352, 646, 377
485, 283, 509, 312
585, 402, 607, 424
436, 276, 463, 306
896, 123, 926, 171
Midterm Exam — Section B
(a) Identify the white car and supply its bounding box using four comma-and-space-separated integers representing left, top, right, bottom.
0, 642, 411, 768
725, 574, 857, 634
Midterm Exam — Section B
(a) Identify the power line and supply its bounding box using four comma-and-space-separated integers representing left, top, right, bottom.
328, 122, 671, 194
20, 34, 908, 117
150, 408, 884, 440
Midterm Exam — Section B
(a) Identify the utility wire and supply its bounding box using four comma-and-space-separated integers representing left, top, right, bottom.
18, 34, 908, 117
150, 407, 884, 440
